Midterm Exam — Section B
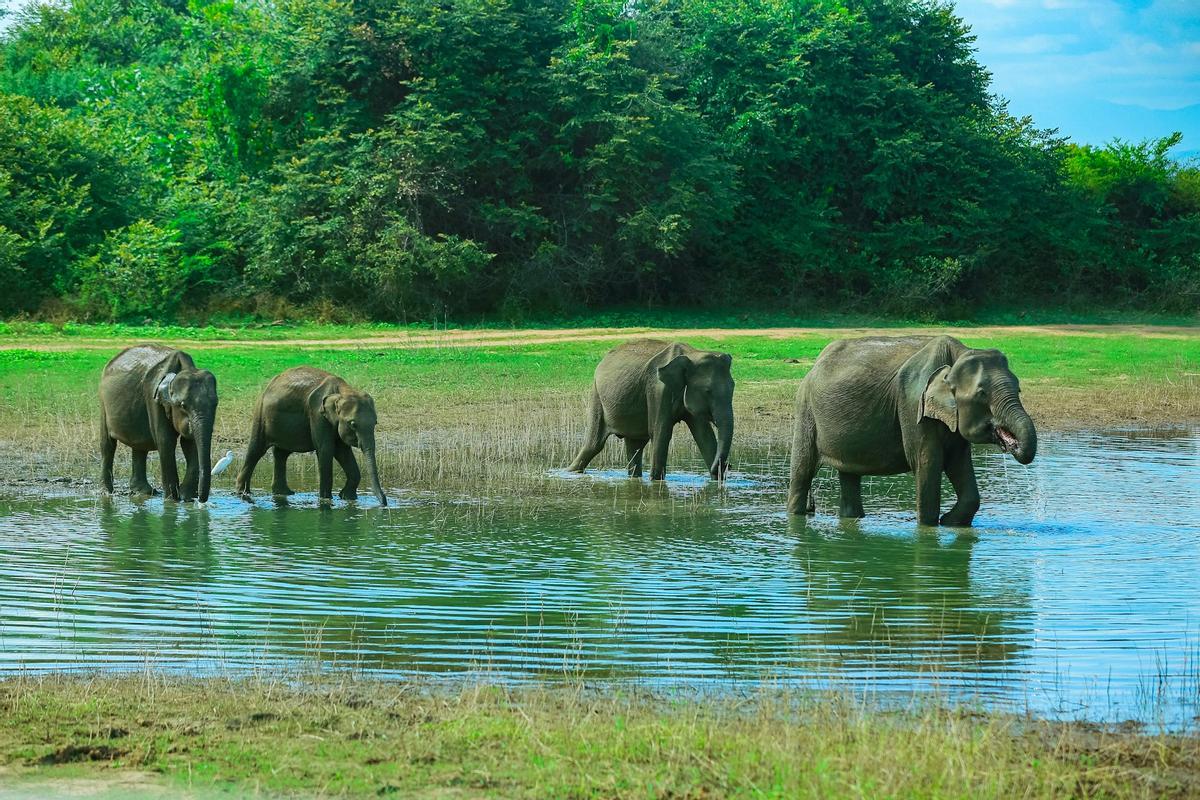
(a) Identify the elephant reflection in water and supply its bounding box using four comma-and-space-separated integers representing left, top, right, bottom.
99, 503, 216, 583
789, 518, 1033, 678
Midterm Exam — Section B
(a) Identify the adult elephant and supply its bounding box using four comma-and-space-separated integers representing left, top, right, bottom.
788, 336, 1036, 526
568, 340, 734, 480
99, 345, 219, 502
235, 367, 387, 506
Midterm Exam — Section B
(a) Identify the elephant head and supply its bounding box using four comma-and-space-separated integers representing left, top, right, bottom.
660, 351, 735, 479
154, 368, 219, 501
322, 390, 387, 506
920, 349, 1037, 465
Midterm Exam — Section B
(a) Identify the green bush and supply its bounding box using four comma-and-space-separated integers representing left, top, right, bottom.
76, 220, 189, 319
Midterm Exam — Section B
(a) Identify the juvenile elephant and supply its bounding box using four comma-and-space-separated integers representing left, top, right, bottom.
568, 340, 734, 480
788, 336, 1036, 526
99, 345, 219, 502
235, 367, 387, 505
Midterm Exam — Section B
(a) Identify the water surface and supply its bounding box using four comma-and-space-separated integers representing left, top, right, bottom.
1, 430, 1198, 725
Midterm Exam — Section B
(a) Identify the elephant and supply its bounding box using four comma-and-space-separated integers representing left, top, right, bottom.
787, 336, 1036, 526
235, 367, 387, 505
567, 340, 735, 480
99, 345, 219, 502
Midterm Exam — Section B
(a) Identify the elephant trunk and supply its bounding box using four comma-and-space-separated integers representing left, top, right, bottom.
992, 386, 1037, 465
195, 416, 214, 502
359, 431, 387, 506
711, 402, 734, 480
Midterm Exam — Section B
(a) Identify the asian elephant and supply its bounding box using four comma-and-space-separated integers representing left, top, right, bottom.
787, 336, 1036, 526
99, 345, 219, 502
235, 367, 387, 505
567, 340, 735, 480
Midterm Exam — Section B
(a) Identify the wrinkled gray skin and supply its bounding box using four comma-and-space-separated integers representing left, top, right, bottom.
568, 340, 735, 480
235, 367, 387, 505
788, 336, 1036, 526
99, 345, 218, 502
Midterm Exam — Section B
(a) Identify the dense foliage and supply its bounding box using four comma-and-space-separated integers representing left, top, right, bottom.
0, 0, 1196, 321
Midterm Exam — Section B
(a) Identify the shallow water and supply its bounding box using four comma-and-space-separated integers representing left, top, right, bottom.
1, 429, 1198, 724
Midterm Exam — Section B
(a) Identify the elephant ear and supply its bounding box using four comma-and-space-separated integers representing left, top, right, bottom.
322, 393, 343, 425
656, 354, 691, 392
919, 365, 958, 432
153, 372, 178, 406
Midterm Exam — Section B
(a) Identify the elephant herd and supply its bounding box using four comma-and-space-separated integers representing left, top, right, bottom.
98, 335, 1038, 526
99, 346, 386, 506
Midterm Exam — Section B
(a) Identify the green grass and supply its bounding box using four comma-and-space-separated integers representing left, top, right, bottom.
1, 676, 1197, 799
0, 327, 1195, 490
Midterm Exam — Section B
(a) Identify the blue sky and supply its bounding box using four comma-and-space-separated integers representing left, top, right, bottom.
952, 0, 1200, 153
1, 0, 1197, 153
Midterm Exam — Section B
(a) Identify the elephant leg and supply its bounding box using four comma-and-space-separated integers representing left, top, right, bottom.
99, 408, 117, 495
272, 448, 295, 497
940, 442, 980, 527
567, 387, 608, 473
179, 437, 199, 501
158, 439, 181, 501
788, 404, 818, 515
838, 472, 865, 518
236, 417, 269, 497
335, 442, 361, 501
649, 424, 676, 481
130, 449, 155, 496
914, 440, 945, 526
684, 416, 718, 478
315, 442, 335, 505
623, 437, 648, 478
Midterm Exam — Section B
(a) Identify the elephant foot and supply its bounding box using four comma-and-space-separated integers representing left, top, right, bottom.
272, 486, 296, 497
939, 512, 976, 527
339, 488, 358, 502
130, 483, 157, 497
940, 500, 979, 527
839, 509, 865, 519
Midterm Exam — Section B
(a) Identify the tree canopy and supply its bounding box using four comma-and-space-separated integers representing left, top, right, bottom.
1, 0, 1196, 320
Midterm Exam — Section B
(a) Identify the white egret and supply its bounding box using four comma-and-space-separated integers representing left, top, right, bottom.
211, 450, 235, 476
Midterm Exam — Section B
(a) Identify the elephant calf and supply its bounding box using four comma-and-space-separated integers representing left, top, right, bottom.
235, 367, 387, 505
99, 345, 219, 502
788, 335, 1037, 526
568, 340, 735, 480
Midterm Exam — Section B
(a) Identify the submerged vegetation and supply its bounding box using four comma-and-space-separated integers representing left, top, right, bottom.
1, 676, 1198, 798
0, 0, 1197, 322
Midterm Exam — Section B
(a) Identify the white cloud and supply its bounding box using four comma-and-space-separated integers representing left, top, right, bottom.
992, 33, 1081, 53
952, 0, 1199, 142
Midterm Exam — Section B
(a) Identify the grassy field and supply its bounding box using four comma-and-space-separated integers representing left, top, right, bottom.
1, 676, 1197, 799
0, 322, 1196, 491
